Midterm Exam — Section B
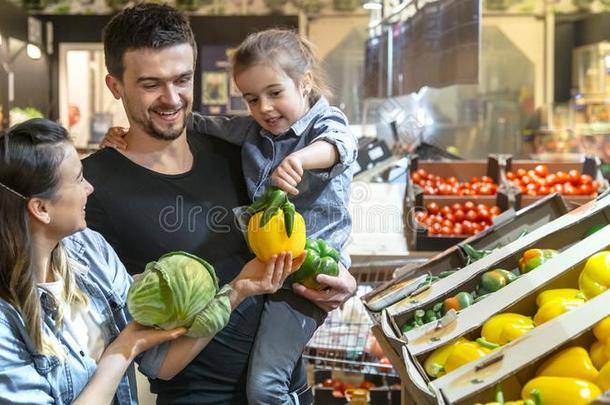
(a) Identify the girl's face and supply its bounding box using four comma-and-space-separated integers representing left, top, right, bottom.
235, 63, 310, 136
44, 144, 94, 239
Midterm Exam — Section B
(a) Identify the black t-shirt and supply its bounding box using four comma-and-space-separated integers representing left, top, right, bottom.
83, 127, 261, 404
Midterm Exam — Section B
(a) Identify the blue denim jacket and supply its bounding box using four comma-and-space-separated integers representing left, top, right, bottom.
0, 228, 167, 404
191, 97, 358, 266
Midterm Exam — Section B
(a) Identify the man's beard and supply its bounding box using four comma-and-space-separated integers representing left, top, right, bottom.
143, 116, 187, 141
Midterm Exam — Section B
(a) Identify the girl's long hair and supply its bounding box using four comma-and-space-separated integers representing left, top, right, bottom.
231, 28, 332, 106
0, 118, 88, 357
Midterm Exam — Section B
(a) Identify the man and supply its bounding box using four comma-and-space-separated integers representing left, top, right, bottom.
83, 4, 356, 404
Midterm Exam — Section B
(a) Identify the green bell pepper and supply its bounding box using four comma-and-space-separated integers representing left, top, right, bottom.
478, 269, 518, 295
518, 249, 558, 274
291, 239, 340, 290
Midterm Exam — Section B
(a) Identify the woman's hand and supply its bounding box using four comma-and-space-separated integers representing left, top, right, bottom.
106, 321, 186, 361
292, 263, 356, 312
229, 252, 305, 307
99, 126, 128, 150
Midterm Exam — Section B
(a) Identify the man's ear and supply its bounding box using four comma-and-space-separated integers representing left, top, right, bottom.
26, 198, 51, 225
105, 74, 123, 100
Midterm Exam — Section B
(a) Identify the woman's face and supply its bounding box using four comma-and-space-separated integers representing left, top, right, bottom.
45, 143, 94, 239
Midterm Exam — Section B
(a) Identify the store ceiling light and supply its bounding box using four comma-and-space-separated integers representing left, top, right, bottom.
362, 0, 382, 10
26, 44, 41, 60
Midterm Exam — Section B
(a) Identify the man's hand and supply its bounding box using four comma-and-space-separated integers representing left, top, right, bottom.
292, 264, 357, 312
271, 154, 304, 196
99, 126, 128, 150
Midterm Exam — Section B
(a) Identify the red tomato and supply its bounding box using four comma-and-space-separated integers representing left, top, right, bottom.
424, 186, 436, 195
453, 224, 463, 235
478, 208, 491, 222
332, 379, 345, 392
359, 381, 376, 390
539, 186, 550, 195
416, 169, 428, 179
553, 183, 563, 193
440, 226, 453, 236
516, 168, 527, 177
506, 171, 516, 180
581, 174, 593, 185
527, 169, 537, 179
444, 212, 455, 222
534, 164, 549, 177
562, 183, 575, 195
521, 175, 531, 185
591, 180, 599, 191
451, 202, 463, 212
579, 184, 592, 195
466, 210, 478, 222
446, 176, 459, 185
377, 357, 393, 373
470, 176, 480, 184
489, 206, 501, 215
426, 202, 439, 215
476, 203, 488, 212
322, 378, 335, 388
568, 169, 580, 185
453, 209, 465, 222
332, 390, 344, 398
441, 206, 453, 216
442, 219, 454, 228
462, 221, 473, 234
464, 201, 475, 210
556, 171, 568, 184
526, 183, 538, 192
479, 185, 493, 195
411, 172, 421, 183
546, 173, 557, 185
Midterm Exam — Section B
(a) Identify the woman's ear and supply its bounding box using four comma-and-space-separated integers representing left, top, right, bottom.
27, 198, 51, 225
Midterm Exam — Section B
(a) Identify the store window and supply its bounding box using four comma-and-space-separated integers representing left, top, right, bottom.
59, 43, 128, 151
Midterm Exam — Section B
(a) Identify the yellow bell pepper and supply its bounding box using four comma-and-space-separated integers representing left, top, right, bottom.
423, 338, 467, 378
594, 315, 610, 343
522, 376, 602, 405
590, 340, 609, 370
536, 346, 599, 383
481, 313, 535, 345
535, 288, 585, 307
578, 251, 610, 299
444, 338, 498, 373
475, 384, 540, 405
533, 298, 585, 325
598, 361, 610, 391
247, 209, 306, 262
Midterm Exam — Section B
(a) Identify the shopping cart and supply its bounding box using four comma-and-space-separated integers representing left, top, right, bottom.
303, 261, 403, 375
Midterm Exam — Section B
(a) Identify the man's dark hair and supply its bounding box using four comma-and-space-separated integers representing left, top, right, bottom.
102, 3, 197, 79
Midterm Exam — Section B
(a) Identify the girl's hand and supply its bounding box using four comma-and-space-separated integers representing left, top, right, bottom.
99, 127, 128, 150
230, 252, 305, 300
272, 154, 304, 195
108, 322, 186, 361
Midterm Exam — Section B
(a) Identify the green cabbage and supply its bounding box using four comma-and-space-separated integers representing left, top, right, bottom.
127, 251, 232, 337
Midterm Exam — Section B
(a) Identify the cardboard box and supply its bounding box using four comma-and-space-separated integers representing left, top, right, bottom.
433, 285, 610, 404
411, 192, 511, 251
362, 194, 568, 315
507, 157, 608, 209
395, 212, 610, 403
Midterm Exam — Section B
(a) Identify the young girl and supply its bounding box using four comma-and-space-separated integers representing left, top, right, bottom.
104, 28, 357, 404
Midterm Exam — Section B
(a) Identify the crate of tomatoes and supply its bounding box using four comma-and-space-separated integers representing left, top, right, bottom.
407, 155, 504, 203
505, 157, 608, 209
411, 195, 510, 251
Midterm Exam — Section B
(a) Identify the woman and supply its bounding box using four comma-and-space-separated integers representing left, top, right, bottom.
0, 118, 295, 404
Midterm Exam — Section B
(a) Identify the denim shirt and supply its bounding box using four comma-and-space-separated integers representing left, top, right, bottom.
191, 97, 358, 266
0, 228, 167, 404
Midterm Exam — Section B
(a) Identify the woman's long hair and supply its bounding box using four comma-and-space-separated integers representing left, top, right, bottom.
0, 118, 88, 356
